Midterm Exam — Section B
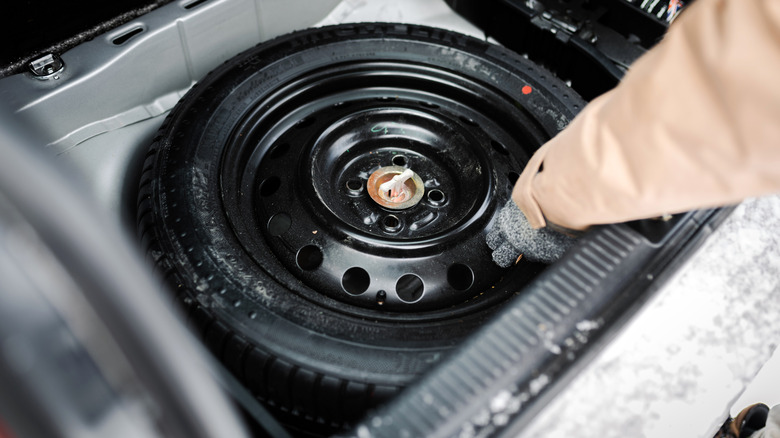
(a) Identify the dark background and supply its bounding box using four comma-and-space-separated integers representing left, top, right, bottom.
1, 0, 174, 77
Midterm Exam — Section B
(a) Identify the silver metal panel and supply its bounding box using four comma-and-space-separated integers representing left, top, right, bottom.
0, 0, 340, 221
0, 0, 341, 152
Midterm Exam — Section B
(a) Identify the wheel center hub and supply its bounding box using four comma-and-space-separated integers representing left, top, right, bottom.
367, 166, 425, 209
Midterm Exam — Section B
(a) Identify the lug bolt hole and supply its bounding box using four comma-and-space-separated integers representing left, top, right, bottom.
346, 178, 363, 195
382, 215, 402, 233
392, 155, 407, 167
427, 189, 446, 206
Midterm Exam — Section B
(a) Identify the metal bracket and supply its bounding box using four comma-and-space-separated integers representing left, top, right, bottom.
28, 54, 65, 80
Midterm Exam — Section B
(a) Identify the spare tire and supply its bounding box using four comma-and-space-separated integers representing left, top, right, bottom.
137, 23, 584, 428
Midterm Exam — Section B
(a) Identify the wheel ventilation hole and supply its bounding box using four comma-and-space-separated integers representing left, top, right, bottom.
342, 267, 370, 296
396, 274, 424, 303
267, 142, 289, 159
447, 263, 474, 291
296, 245, 323, 271
260, 176, 281, 197
491, 140, 509, 155
267, 213, 291, 236
295, 117, 315, 129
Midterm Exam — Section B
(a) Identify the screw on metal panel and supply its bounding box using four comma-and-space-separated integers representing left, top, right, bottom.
28, 54, 65, 79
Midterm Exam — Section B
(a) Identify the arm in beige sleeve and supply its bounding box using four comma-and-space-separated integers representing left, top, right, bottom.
514, 0, 780, 231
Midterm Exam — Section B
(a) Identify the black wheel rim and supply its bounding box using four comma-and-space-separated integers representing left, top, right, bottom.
220, 58, 552, 313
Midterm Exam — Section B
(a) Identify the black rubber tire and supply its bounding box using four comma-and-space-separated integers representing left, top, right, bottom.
137, 23, 583, 428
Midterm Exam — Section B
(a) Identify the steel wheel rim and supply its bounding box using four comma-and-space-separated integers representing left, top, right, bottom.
220, 57, 549, 315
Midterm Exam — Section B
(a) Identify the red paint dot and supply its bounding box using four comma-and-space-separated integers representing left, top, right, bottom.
522, 85, 533, 95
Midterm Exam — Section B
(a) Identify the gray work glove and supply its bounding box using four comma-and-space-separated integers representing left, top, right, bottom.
486, 200, 578, 266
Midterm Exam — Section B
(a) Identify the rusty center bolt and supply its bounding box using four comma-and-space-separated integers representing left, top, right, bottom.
367, 166, 424, 210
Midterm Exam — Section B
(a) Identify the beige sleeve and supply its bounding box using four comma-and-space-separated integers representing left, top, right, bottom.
513, 0, 780, 231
